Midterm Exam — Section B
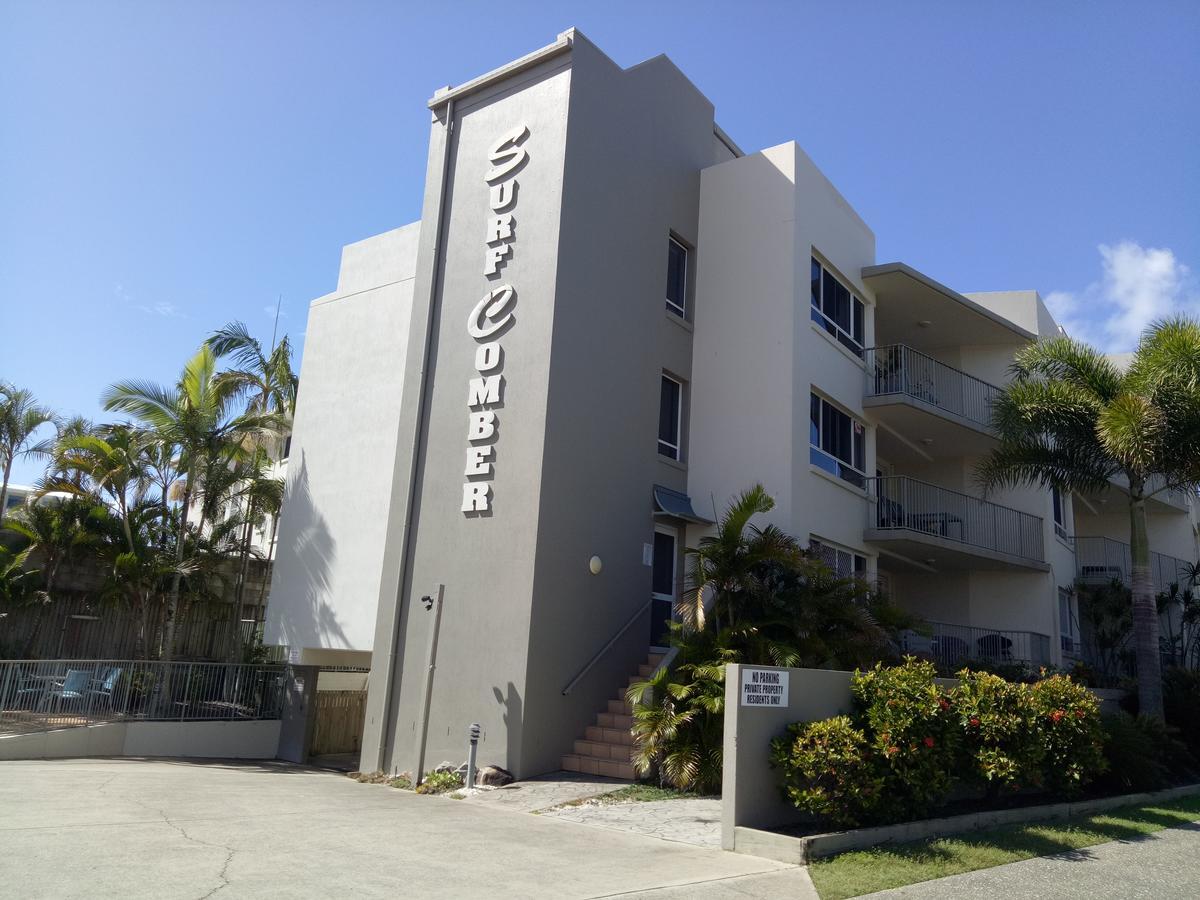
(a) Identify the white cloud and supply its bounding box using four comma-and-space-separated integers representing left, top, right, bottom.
1046, 241, 1198, 352
138, 301, 184, 318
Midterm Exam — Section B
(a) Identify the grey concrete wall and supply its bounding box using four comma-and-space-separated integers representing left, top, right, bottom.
366, 49, 574, 778
267, 224, 419, 653
721, 664, 858, 850
521, 38, 718, 776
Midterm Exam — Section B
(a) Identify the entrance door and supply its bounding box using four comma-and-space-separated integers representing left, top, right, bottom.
650, 527, 677, 649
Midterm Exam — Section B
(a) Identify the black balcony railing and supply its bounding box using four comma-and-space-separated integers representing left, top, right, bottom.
864, 345, 1001, 430
867, 476, 1045, 563
901, 622, 1052, 668
1074, 536, 1192, 594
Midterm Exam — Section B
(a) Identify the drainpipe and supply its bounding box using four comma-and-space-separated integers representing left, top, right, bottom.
370, 95, 457, 774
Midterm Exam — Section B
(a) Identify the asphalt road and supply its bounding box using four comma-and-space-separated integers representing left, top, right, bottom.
861, 820, 1200, 899
0, 758, 818, 899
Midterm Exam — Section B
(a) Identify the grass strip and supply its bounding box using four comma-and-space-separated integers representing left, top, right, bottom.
808, 795, 1200, 900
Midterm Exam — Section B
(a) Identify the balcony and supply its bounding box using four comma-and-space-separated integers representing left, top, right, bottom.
1075, 536, 1193, 594
866, 476, 1048, 571
864, 345, 1001, 461
901, 621, 1052, 669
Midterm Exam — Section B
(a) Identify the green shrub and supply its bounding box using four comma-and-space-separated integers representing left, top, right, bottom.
951, 670, 1044, 793
1163, 667, 1200, 754
1098, 712, 1196, 792
770, 716, 883, 828
852, 659, 958, 819
1029, 674, 1107, 796
415, 770, 463, 795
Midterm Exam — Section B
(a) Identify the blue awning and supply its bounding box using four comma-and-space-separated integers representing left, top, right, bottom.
653, 485, 714, 525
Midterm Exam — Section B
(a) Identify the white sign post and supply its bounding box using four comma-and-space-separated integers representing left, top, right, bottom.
740, 667, 789, 708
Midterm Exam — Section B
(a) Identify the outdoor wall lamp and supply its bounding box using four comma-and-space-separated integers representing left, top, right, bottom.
589, 556, 603, 575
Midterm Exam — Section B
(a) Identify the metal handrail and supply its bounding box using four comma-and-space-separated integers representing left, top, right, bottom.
562, 599, 653, 696
864, 344, 1001, 429
867, 475, 1045, 562
1075, 536, 1193, 593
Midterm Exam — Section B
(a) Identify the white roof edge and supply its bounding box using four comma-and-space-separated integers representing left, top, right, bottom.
428, 29, 576, 110
863, 262, 1038, 342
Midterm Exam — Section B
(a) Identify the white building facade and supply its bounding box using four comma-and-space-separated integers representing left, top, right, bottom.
265, 30, 1199, 778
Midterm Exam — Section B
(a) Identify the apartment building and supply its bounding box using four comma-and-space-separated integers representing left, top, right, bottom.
265, 29, 1199, 779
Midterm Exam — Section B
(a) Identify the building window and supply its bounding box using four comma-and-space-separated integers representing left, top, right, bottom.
658, 374, 683, 460
1052, 487, 1069, 540
810, 257, 865, 354
665, 237, 688, 317
810, 393, 866, 488
1059, 587, 1077, 655
810, 538, 866, 579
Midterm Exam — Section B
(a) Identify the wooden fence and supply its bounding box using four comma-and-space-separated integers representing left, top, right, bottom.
310, 690, 367, 757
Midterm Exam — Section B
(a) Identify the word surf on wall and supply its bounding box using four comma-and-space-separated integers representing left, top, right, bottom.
462, 123, 530, 515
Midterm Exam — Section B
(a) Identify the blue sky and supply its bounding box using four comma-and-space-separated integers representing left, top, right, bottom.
2, 1, 1198, 485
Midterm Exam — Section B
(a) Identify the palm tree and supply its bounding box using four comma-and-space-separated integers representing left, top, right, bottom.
676, 484, 803, 633
4, 499, 96, 656
0, 384, 56, 526
101, 345, 284, 662
979, 321, 1200, 718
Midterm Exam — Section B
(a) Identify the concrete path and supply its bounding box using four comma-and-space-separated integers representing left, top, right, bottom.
861, 820, 1200, 899
460, 770, 627, 813
543, 798, 723, 849
0, 759, 819, 899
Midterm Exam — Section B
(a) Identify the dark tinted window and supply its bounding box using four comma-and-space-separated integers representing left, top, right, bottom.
666, 239, 687, 315
652, 531, 675, 596
658, 376, 681, 458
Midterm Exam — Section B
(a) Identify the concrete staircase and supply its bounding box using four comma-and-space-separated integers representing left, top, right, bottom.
561, 652, 663, 780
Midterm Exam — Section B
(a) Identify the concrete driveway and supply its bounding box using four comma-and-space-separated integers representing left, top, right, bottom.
0, 759, 817, 899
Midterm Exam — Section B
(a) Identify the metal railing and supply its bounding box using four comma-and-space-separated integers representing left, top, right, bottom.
901, 621, 1052, 669
1075, 536, 1192, 594
0, 659, 286, 737
867, 476, 1045, 563
864, 345, 1001, 430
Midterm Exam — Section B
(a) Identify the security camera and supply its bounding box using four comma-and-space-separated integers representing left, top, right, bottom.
421, 595, 434, 611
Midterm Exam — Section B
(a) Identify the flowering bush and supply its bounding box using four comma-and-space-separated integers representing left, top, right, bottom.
1029, 673, 1107, 796
770, 716, 883, 828
773, 660, 1110, 827
852, 659, 958, 819
952, 670, 1043, 793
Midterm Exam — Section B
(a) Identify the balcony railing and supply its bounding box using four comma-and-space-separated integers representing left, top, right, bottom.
864, 345, 1001, 431
867, 476, 1045, 563
0, 659, 287, 737
901, 621, 1052, 669
1074, 536, 1193, 594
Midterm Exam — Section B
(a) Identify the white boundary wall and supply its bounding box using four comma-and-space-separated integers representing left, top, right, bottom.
0, 720, 281, 761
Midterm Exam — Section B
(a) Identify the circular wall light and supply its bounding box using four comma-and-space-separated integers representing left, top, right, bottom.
589, 556, 603, 575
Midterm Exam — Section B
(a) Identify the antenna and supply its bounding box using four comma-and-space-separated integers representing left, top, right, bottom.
270, 294, 282, 351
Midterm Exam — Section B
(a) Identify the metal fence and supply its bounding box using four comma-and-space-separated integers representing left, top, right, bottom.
0, 659, 286, 736
1074, 535, 1192, 594
864, 345, 1000, 430
868, 475, 1045, 563
901, 621, 1052, 669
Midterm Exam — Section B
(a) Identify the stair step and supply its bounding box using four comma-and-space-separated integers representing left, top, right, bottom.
561, 753, 636, 780
600, 726, 632, 746
597, 712, 633, 730
607, 699, 633, 715
637, 664, 655, 677
574, 740, 634, 763
647, 653, 664, 667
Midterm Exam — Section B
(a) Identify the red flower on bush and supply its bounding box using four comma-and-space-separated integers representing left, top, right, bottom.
1050, 710, 1065, 723
923, 737, 935, 748
885, 745, 900, 757
1075, 709, 1085, 719
938, 698, 950, 710
969, 717, 981, 727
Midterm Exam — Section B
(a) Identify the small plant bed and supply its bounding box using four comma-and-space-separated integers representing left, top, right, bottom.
348, 771, 414, 790
808, 795, 1200, 900
542, 783, 706, 812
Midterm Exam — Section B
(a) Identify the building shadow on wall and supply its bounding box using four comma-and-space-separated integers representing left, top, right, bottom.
492, 681, 522, 771
275, 452, 349, 650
